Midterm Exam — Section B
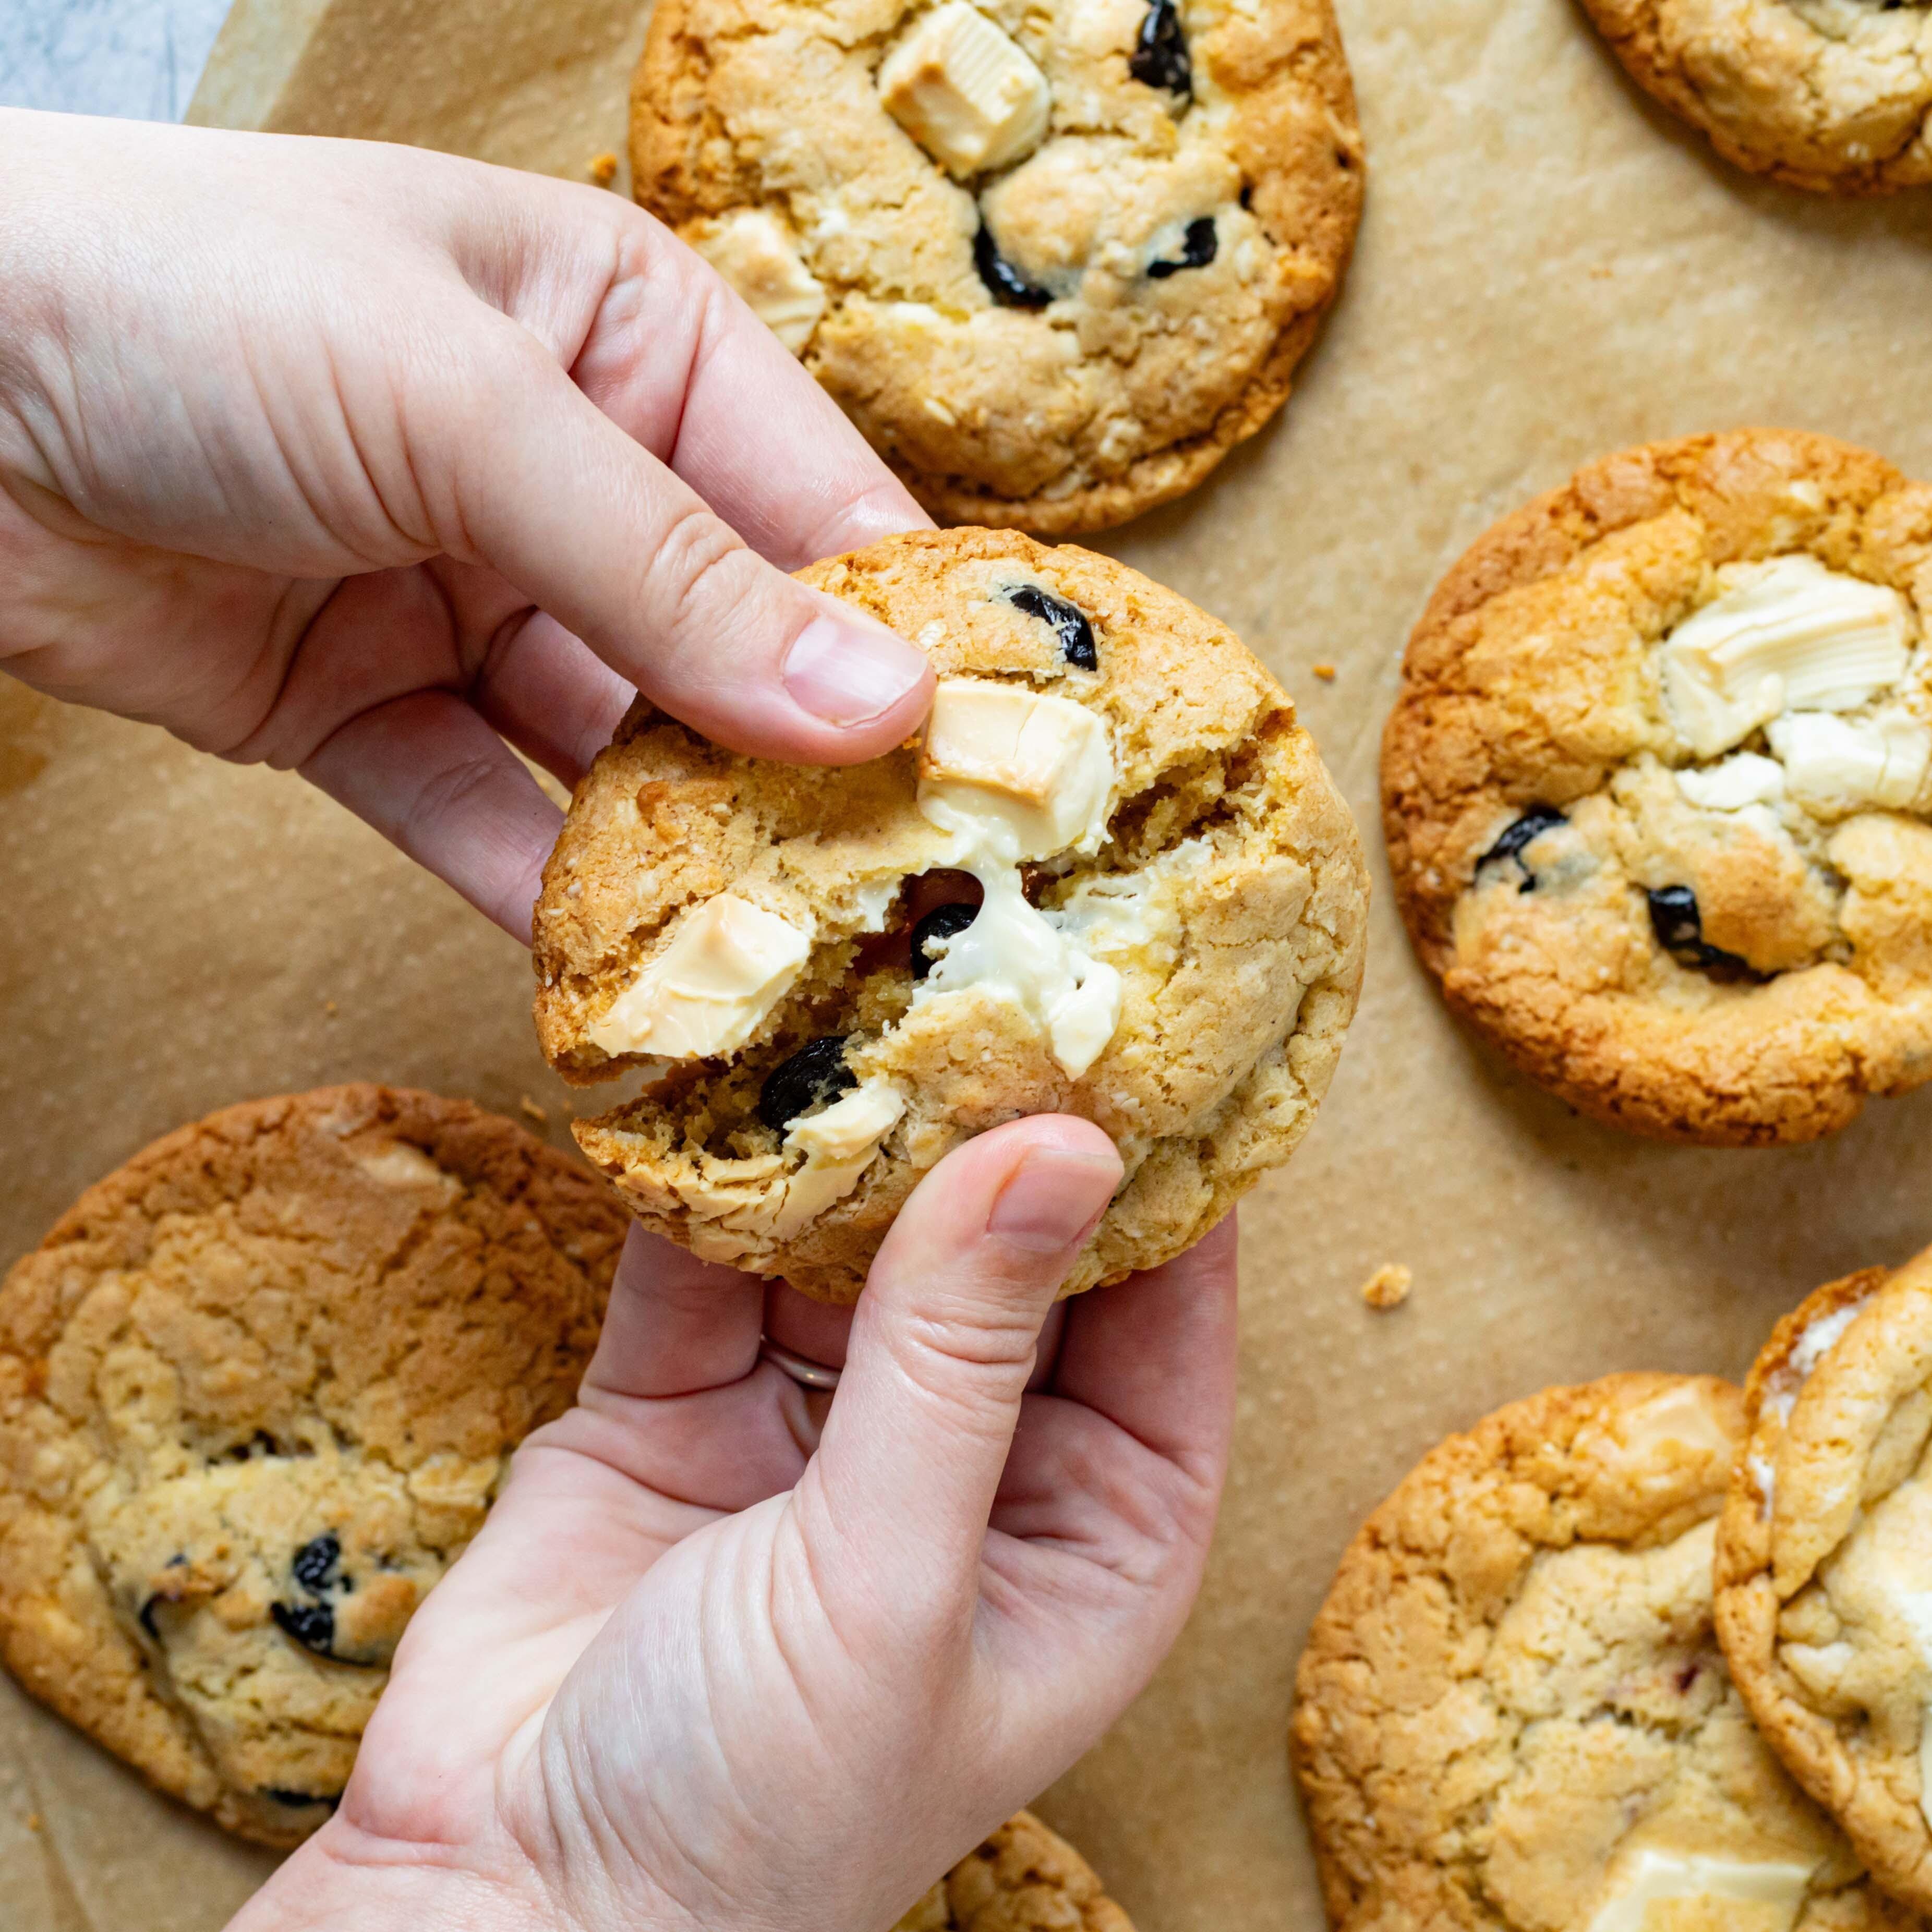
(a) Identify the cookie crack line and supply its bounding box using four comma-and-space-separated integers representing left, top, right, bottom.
535, 528, 1368, 1300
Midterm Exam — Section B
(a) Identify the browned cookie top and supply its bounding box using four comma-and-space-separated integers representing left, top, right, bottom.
1576, 0, 1932, 195
0, 1085, 625, 1846
1717, 1246, 1932, 1914
1293, 1372, 1910, 1932
630, 0, 1361, 533
1383, 428, 1932, 1146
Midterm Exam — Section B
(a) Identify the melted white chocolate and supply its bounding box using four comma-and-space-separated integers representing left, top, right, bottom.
768, 1080, 905, 1239
589, 894, 813, 1059
1586, 1849, 1814, 1932
913, 679, 1124, 1078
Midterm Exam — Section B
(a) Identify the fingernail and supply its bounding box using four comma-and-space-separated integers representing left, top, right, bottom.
783, 614, 930, 728
986, 1149, 1121, 1254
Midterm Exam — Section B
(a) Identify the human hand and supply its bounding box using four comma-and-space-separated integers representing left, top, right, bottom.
0, 110, 935, 937
226, 1117, 1236, 1932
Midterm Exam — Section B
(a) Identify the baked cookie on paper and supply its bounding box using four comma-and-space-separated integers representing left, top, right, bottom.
0, 1086, 625, 1847
629, 0, 1362, 533
534, 528, 1367, 1304
1577, 0, 1932, 195
1291, 1372, 1911, 1932
1382, 428, 1932, 1147
895, 1810, 1136, 1932
1715, 1246, 1932, 1914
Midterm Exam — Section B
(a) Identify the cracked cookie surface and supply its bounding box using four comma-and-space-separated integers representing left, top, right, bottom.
0, 1085, 625, 1847
1716, 1246, 1932, 1914
534, 527, 1367, 1303
1381, 429, 1932, 1148
1291, 1372, 1911, 1932
1577, 0, 1932, 194
629, 0, 1362, 532
892, 1810, 1136, 1932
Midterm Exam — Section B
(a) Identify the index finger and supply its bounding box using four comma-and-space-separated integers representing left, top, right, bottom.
1048, 1214, 1240, 1488
560, 201, 932, 569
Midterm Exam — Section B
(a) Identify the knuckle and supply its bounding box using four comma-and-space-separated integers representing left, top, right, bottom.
882, 1300, 1041, 1426
647, 503, 760, 645
400, 749, 510, 852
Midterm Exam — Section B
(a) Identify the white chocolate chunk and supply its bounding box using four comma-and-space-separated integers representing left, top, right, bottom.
784, 1078, 904, 1156
1766, 708, 1932, 817
351, 1140, 461, 1195
1601, 1381, 1737, 1468
917, 678, 1114, 862
1044, 960, 1124, 1076
1586, 1849, 1814, 1932
588, 895, 812, 1059
768, 1080, 905, 1239
688, 211, 827, 354
877, 2, 1051, 179
1674, 752, 1785, 812
1661, 556, 1914, 759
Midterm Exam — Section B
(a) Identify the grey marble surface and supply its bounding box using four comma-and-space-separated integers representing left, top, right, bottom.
2, 0, 230, 119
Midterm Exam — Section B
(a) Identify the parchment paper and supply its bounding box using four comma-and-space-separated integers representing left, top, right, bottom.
5, 3, 1930, 1926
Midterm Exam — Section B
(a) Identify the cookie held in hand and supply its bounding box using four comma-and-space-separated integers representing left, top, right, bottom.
1716, 1247, 1932, 1914
535, 528, 1367, 1303
1383, 428, 1932, 1146
630, 0, 1362, 532
1292, 1373, 1911, 1931
0, 1086, 625, 1847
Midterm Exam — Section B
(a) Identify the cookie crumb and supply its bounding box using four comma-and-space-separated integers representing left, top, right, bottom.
520, 1096, 549, 1125
1312, 662, 1336, 681
1360, 1263, 1412, 1310
24, 1812, 41, 1832
588, 152, 618, 186
322, 1000, 339, 1017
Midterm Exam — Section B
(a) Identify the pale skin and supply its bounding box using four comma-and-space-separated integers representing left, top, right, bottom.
0, 112, 1240, 1932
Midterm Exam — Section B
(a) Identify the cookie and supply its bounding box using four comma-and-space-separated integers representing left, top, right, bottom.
1714, 1245, 1932, 1913
534, 527, 1367, 1304
1576, 0, 1932, 196
1291, 1373, 1911, 1932
629, 0, 1362, 533
895, 1811, 1136, 1932
0, 1085, 626, 1848
1381, 428, 1932, 1148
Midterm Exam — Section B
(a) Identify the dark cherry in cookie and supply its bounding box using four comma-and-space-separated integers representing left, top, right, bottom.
1004, 584, 1098, 669
757, 1036, 861, 1131
1129, 0, 1192, 96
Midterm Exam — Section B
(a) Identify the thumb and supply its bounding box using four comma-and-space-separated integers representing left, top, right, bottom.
432, 316, 933, 764
801, 1117, 1123, 1616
